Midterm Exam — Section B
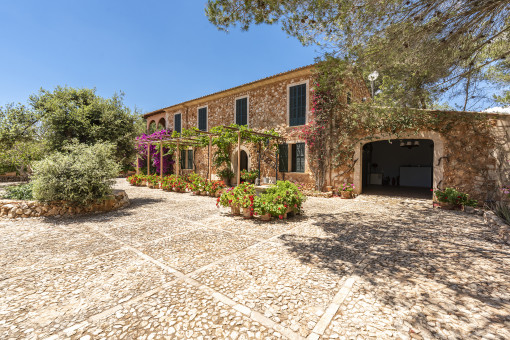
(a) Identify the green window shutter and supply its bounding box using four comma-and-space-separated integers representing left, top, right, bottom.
295, 143, 305, 172
180, 150, 186, 169
278, 144, 288, 172
236, 98, 247, 126
174, 114, 181, 133
198, 108, 207, 131
187, 150, 193, 169
289, 84, 306, 126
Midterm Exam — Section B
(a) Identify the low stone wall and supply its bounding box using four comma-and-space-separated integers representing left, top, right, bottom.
0, 190, 129, 219
0, 176, 28, 183
484, 210, 509, 244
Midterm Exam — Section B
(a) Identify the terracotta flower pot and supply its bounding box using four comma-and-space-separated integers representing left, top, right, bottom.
437, 201, 461, 210
340, 191, 353, 199
260, 213, 271, 221
242, 208, 253, 219
231, 205, 241, 215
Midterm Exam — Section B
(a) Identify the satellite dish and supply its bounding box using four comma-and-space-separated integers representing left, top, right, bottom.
368, 71, 379, 81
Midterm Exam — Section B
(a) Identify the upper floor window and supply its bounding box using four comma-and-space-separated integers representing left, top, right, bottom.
289, 83, 306, 126
235, 97, 248, 126
174, 113, 181, 133
198, 107, 207, 131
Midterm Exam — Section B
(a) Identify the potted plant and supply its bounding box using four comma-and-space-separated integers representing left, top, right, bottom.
147, 175, 160, 189
434, 187, 477, 210
255, 181, 306, 220
339, 183, 355, 198
240, 169, 260, 184
173, 177, 187, 193
209, 180, 225, 197
217, 168, 234, 186
218, 187, 240, 215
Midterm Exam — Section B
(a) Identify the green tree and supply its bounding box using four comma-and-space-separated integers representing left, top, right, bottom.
0, 103, 44, 174
206, 0, 510, 108
29, 86, 140, 169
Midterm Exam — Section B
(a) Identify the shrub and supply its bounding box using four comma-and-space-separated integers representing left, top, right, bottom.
486, 201, 510, 225
254, 181, 306, 218
434, 187, 477, 207
31, 142, 120, 205
3, 183, 34, 200
240, 169, 260, 183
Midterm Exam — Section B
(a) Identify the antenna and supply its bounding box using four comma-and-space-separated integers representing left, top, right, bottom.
368, 71, 379, 98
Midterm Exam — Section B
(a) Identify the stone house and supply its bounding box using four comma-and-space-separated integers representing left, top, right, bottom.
144, 65, 510, 201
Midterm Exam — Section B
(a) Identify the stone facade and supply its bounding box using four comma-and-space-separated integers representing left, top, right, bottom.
144, 65, 510, 202
0, 190, 129, 219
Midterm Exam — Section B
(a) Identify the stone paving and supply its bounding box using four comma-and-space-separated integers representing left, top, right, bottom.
1, 180, 509, 339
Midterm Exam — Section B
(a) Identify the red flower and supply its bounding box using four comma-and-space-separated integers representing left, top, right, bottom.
279, 215, 283, 219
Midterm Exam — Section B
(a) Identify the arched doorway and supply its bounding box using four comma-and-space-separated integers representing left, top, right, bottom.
157, 117, 166, 130
353, 131, 445, 198
362, 139, 433, 197
240, 150, 248, 171
148, 120, 157, 134
232, 147, 250, 185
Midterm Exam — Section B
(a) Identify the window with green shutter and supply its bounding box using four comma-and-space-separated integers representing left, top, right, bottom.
278, 144, 288, 172
291, 143, 305, 173
174, 113, 182, 133
235, 97, 248, 126
289, 84, 306, 126
198, 107, 207, 131
180, 150, 186, 169
187, 150, 193, 169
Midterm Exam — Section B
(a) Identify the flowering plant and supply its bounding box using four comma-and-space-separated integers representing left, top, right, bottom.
188, 174, 207, 193
502, 186, 510, 198
147, 174, 161, 188
340, 183, 355, 192
434, 187, 477, 207
240, 169, 260, 183
135, 129, 175, 175
218, 187, 235, 207
161, 175, 177, 190
208, 180, 225, 195
254, 181, 306, 218
127, 174, 146, 186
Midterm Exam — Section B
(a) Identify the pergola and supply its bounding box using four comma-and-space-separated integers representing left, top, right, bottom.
136, 126, 284, 185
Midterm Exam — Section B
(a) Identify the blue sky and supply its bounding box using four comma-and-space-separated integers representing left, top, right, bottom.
0, 0, 318, 114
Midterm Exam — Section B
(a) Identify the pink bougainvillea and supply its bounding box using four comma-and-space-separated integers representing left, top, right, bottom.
135, 130, 175, 175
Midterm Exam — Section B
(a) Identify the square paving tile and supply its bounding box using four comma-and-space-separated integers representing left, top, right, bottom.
70, 280, 280, 339
138, 228, 259, 274
0, 250, 176, 339
0, 223, 122, 281
192, 240, 352, 338
93, 216, 201, 246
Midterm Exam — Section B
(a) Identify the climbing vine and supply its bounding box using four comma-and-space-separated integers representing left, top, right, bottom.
301, 57, 496, 192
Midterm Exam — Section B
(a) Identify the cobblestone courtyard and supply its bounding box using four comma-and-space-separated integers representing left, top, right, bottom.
1, 180, 509, 339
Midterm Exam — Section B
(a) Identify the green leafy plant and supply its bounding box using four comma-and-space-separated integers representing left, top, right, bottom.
31, 142, 120, 205
241, 169, 260, 183
217, 168, 234, 180
340, 183, 355, 192
3, 183, 34, 200
434, 187, 477, 207
486, 201, 510, 225
254, 181, 306, 219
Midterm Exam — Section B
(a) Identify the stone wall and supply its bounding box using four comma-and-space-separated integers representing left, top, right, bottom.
0, 190, 129, 219
0, 176, 28, 183
145, 65, 369, 190
143, 65, 509, 202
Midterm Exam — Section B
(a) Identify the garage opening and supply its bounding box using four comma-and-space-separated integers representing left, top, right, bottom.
362, 139, 433, 198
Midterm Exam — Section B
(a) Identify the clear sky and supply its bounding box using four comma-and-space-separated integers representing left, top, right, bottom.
0, 0, 319, 114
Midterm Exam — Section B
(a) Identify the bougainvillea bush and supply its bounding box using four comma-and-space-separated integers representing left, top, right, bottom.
135, 129, 174, 175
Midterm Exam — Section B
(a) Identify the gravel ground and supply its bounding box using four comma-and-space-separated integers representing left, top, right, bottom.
0, 179, 509, 339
